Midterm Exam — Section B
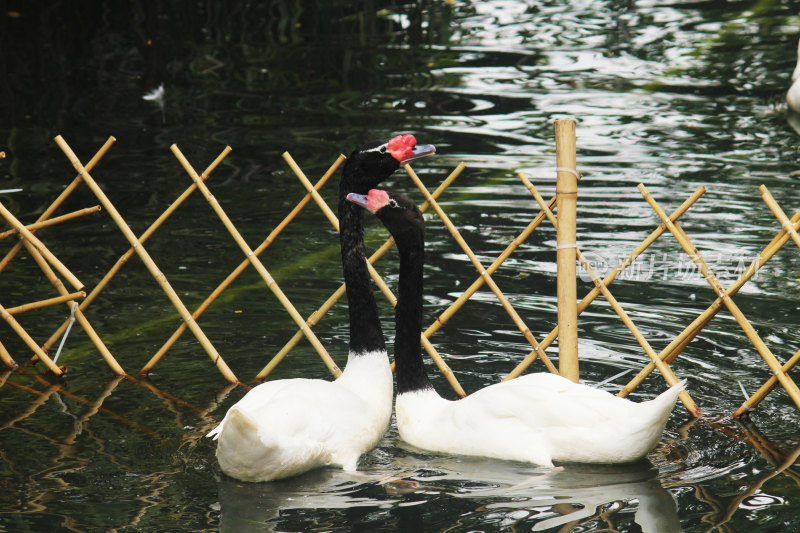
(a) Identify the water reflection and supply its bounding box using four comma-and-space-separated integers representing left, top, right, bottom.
217, 468, 397, 532
216, 451, 680, 532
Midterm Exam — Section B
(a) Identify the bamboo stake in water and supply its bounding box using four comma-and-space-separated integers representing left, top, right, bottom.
0, 137, 115, 274
506, 182, 705, 381
54, 136, 237, 383
0, 205, 101, 240
20, 237, 125, 375
638, 184, 800, 412
146, 153, 346, 376
5, 291, 85, 315
732, 187, 800, 416
0, 301, 63, 374
0, 336, 18, 369
40, 146, 232, 357
170, 145, 341, 376
525, 177, 698, 415
404, 164, 558, 375
735, 347, 800, 417
620, 207, 800, 398
258, 163, 469, 396
554, 119, 579, 382
0, 201, 84, 291
276, 153, 466, 396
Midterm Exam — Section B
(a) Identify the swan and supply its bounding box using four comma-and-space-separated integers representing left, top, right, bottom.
206, 135, 435, 482
787, 37, 800, 113
347, 189, 685, 467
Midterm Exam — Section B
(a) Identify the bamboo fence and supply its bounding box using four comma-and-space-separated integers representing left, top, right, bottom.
0, 126, 799, 420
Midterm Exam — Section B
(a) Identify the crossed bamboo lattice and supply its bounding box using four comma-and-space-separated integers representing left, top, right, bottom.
1, 136, 800, 417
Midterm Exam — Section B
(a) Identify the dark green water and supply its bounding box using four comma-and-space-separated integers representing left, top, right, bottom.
2, 1, 800, 531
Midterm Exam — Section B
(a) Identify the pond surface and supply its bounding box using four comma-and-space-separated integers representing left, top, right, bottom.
2, 0, 800, 531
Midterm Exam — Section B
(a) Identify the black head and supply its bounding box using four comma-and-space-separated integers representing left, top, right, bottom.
346, 189, 424, 250
340, 135, 435, 195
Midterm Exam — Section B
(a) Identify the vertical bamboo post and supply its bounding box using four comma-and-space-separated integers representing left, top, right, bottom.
554, 119, 579, 382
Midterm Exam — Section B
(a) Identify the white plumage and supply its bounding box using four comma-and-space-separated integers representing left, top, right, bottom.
396, 373, 685, 467
349, 189, 686, 468
207, 351, 392, 482
787, 38, 800, 113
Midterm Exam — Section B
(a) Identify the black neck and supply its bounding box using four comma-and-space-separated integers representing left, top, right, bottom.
339, 182, 385, 356
394, 227, 433, 394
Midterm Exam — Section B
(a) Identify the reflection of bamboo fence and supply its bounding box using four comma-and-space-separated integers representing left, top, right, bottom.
1, 127, 800, 420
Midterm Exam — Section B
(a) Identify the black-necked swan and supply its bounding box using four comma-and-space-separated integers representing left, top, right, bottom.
346, 189, 686, 467
206, 135, 436, 482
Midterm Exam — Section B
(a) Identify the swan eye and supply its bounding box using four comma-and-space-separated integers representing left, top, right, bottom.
388, 198, 399, 209
379, 146, 387, 154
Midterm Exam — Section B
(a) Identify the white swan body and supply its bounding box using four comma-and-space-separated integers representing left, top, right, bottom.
348, 189, 686, 468
207, 351, 392, 482
396, 373, 685, 467
787, 38, 800, 112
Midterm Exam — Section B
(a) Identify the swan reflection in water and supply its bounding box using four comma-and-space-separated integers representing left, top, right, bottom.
215, 451, 680, 532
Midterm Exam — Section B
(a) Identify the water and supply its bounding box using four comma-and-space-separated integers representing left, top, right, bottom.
2, 0, 800, 530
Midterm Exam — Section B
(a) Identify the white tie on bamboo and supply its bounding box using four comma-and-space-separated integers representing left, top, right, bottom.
554, 119, 579, 382
54, 136, 238, 384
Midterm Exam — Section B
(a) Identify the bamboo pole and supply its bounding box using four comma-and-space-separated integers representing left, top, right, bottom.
404, 164, 558, 374
44, 147, 232, 355
525, 177, 698, 415
730, 186, 800, 416
506, 183, 705, 380
620, 207, 800, 397
0, 301, 63, 374
0, 206, 102, 240
761, 185, 800, 249
554, 119, 579, 381
0, 200, 84, 291
20, 238, 125, 375
0, 137, 115, 274
0, 338, 18, 369
5, 291, 86, 315
277, 153, 467, 396
638, 184, 800, 411
735, 347, 800, 417
257, 163, 468, 387
53, 136, 238, 383
422, 192, 556, 346
169, 144, 340, 376
145, 154, 346, 375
